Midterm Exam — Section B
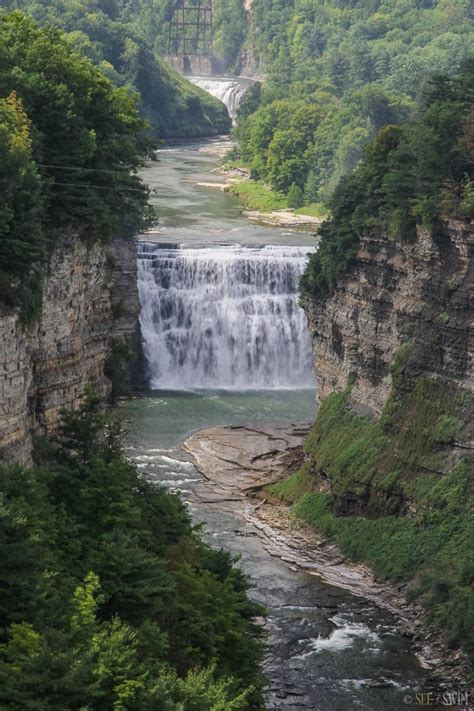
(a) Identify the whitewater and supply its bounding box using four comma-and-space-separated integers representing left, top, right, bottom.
138, 242, 315, 389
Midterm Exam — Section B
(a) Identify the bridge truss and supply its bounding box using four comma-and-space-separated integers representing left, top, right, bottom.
168, 0, 213, 57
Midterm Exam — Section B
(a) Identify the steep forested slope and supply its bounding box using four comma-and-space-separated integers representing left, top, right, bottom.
0, 396, 265, 708
2, 1, 231, 136
0, 11, 152, 320
234, 0, 473, 207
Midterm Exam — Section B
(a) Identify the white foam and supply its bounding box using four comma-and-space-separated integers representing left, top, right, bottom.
297, 615, 382, 657
138, 243, 316, 390
157, 456, 196, 470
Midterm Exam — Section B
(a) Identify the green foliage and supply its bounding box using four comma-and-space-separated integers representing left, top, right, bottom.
104, 338, 137, 400
0, 12, 156, 319
234, 0, 473, 204
267, 465, 316, 503
0, 92, 44, 320
0, 395, 265, 708
226, 179, 286, 212
301, 62, 474, 295
287, 183, 304, 209
214, 0, 248, 69
270, 374, 474, 661
6, 2, 231, 137
0, 12, 153, 237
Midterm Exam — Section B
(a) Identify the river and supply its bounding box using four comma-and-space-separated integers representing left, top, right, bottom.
119, 137, 439, 709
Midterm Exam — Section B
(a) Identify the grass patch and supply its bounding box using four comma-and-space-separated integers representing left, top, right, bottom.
292, 468, 474, 659
226, 180, 330, 219
226, 180, 287, 212
303, 372, 469, 513
295, 203, 329, 219
267, 464, 316, 503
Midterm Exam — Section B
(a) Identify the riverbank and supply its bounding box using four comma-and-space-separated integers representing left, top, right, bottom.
203, 164, 326, 227
183, 423, 471, 689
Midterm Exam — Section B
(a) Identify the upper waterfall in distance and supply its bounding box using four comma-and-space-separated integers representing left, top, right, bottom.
190, 77, 253, 122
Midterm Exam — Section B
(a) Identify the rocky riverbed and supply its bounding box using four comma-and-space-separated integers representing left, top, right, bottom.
183, 423, 471, 690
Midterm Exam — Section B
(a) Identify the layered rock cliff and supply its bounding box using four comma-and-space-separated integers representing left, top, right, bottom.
303, 217, 473, 419
0, 232, 142, 465
300, 217, 473, 514
283, 217, 474, 668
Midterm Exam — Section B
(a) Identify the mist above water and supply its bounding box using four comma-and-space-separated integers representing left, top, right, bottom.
191, 76, 252, 121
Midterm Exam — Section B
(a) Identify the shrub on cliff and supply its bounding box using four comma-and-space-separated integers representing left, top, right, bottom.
0, 92, 44, 319
0, 394, 265, 709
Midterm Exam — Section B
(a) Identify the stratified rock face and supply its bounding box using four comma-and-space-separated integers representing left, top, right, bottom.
0, 232, 141, 464
303, 219, 474, 417
106, 237, 147, 394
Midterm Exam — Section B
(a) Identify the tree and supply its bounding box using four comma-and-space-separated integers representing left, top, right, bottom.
0, 92, 43, 319
287, 183, 304, 208
0, 397, 266, 708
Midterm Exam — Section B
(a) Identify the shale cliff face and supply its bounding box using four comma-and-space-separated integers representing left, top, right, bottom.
0, 232, 142, 464
303, 218, 473, 417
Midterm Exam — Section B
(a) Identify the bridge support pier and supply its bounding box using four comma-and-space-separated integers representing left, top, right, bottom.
165, 54, 223, 77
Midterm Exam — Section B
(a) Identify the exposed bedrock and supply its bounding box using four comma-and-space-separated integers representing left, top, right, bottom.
303, 218, 473, 416
0, 232, 142, 464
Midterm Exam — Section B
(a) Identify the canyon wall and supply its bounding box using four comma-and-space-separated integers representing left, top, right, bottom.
304, 218, 473, 417
302, 217, 473, 512
0, 232, 142, 465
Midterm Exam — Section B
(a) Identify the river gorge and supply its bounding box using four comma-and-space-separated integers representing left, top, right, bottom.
1, 6, 472, 708
119, 135, 442, 709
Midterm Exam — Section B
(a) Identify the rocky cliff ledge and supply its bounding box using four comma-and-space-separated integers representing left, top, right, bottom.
0, 232, 142, 464
303, 218, 473, 417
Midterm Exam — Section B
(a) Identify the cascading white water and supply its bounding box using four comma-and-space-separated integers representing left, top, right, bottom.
191, 77, 251, 121
138, 242, 315, 390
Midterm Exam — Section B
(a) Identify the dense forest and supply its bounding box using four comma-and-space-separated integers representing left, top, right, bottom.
0, 394, 265, 708
1, 1, 230, 137
232, 0, 473, 209
301, 59, 474, 293
0, 12, 152, 321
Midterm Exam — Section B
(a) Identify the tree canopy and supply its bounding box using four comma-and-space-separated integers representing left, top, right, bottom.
4, 1, 231, 137
233, 0, 473, 206
0, 12, 156, 319
301, 60, 474, 295
0, 394, 265, 709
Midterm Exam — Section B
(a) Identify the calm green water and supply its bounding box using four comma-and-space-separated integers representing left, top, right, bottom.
121, 138, 440, 710
123, 389, 316, 465
141, 138, 316, 246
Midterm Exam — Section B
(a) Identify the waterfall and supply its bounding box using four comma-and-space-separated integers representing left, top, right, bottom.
138, 242, 315, 390
190, 77, 252, 122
